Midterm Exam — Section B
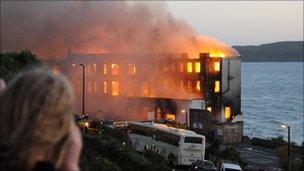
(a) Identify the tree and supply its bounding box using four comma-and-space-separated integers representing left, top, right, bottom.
0, 49, 41, 80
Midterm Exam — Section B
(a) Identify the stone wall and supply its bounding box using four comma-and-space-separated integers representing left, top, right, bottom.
213, 121, 243, 144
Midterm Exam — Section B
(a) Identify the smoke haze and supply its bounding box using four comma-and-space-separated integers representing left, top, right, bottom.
1, 1, 239, 59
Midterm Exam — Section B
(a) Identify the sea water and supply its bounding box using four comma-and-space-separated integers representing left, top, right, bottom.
242, 62, 303, 144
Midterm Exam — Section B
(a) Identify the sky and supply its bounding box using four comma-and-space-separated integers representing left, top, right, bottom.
166, 1, 303, 45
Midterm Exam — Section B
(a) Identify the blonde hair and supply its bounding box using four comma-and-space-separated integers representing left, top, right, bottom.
0, 68, 75, 170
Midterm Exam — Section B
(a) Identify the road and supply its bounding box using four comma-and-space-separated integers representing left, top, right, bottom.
235, 146, 280, 170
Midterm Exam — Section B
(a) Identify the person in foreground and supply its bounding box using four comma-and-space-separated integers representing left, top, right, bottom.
0, 68, 82, 171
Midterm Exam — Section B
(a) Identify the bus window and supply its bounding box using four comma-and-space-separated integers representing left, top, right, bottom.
155, 130, 180, 147
184, 137, 202, 144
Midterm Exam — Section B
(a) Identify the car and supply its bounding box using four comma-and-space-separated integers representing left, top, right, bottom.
189, 160, 217, 171
219, 161, 242, 171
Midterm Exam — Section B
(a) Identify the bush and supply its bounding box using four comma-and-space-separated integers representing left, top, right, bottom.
252, 136, 287, 149
80, 130, 171, 171
220, 147, 245, 166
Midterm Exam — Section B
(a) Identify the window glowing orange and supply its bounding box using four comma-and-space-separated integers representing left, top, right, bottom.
225, 107, 231, 119
171, 63, 176, 72
53, 66, 60, 74
214, 81, 220, 93
196, 80, 201, 92
194, 62, 201, 73
88, 82, 92, 92
94, 81, 97, 93
214, 62, 220, 71
103, 64, 107, 75
141, 82, 149, 96
93, 63, 97, 72
127, 81, 135, 96
187, 80, 193, 92
111, 81, 119, 96
179, 63, 184, 72
103, 82, 107, 94
111, 64, 120, 75
187, 62, 192, 73
128, 64, 136, 75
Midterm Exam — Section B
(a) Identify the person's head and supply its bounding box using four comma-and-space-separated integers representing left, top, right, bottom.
0, 68, 77, 170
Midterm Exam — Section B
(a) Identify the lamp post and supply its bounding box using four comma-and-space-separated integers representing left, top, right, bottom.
80, 64, 85, 116
281, 124, 291, 171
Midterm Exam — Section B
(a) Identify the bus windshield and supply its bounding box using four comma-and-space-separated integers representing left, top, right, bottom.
184, 137, 202, 144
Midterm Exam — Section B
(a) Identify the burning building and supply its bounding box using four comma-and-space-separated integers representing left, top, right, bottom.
46, 52, 242, 144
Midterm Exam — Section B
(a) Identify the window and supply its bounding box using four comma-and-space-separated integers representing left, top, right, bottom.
194, 62, 201, 73
196, 80, 201, 92
171, 63, 176, 72
103, 82, 107, 94
214, 62, 220, 71
53, 66, 60, 74
88, 82, 92, 92
187, 80, 193, 92
94, 81, 97, 93
184, 137, 202, 144
225, 107, 231, 119
127, 81, 135, 96
179, 63, 184, 72
207, 107, 212, 112
103, 64, 107, 75
187, 62, 192, 73
128, 124, 154, 137
111, 81, 119, 96
141, 82, 149, 96
111, 64, 120, 75
128, 64, 136, 75
155, 130, 180, 146
214, 81, 220, 93
93, 63, 97, 72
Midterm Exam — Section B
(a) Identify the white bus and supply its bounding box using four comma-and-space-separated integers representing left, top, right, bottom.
127, 121, 206, 166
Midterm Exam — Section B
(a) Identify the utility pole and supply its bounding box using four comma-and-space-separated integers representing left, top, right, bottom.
80, 64, 85, 116
288, 125, 291, 171
281, 124, 291, 171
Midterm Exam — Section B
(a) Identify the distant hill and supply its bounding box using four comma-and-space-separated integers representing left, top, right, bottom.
233, 41, 303, 62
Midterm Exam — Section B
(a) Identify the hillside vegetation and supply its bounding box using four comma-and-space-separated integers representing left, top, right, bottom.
233, 41, 303, 62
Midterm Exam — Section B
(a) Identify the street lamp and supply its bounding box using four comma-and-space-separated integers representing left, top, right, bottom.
80, 64, 85, 116
281, 123, 291, 171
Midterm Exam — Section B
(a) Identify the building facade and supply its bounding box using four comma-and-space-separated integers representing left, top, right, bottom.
45, 52, 243, 144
